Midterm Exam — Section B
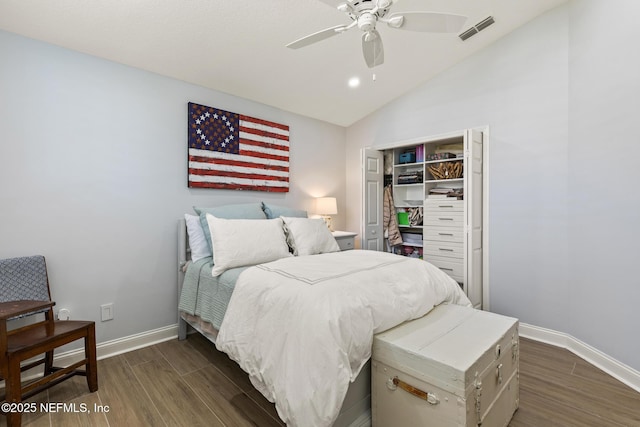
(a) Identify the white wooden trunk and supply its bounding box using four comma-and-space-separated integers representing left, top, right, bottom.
372, 304, 519, 427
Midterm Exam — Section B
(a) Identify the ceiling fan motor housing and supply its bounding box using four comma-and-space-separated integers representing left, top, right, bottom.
346, 0, 392, 18
358, 12, 377, 32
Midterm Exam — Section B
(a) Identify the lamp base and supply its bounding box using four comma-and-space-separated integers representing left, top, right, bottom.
321, 215, 334, 231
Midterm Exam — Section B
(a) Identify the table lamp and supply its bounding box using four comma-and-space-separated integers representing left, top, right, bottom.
316, 197, 337, 231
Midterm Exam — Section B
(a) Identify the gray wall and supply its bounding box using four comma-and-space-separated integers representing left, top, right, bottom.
346, 1, 640, 370
567, 0, 640, 367
0, 30, 346, 344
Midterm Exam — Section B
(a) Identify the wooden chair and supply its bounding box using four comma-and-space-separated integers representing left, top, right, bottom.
0, 255, 97, 426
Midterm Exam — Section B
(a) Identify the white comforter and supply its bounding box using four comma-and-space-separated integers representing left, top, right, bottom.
216, 250, 471, 427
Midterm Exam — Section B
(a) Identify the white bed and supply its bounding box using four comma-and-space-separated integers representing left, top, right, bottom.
177, 213, 470, 427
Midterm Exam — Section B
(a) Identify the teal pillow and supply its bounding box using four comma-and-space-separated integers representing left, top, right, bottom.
193, 203, 267, 252
261, 202, 308, 219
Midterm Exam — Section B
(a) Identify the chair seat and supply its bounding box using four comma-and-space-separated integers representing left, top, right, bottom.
7, 320, 95, 354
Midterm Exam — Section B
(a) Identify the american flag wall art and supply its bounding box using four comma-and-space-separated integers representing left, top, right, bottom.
187, 102, 290, 192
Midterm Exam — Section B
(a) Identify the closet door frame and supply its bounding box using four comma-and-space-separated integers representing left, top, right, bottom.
361, 126, 491, 310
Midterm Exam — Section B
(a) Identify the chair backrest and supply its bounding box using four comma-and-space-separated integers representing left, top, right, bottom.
0, 255, 51, 303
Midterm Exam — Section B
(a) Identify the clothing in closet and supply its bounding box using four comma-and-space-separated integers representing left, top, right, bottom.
383, 186, 403, 246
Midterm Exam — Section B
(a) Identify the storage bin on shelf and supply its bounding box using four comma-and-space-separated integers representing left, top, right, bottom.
399, 152, 416, 164
401, 232, 422, 245
397, 212, 409, 226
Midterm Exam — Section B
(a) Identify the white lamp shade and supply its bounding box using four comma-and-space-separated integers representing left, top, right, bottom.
316, 197, 337, 215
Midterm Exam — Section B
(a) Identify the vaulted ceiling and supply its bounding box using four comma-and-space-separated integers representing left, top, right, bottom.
0, 0, 567, 126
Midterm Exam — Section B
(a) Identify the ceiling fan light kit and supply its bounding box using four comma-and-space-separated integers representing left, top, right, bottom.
387, 15, 404, 29
286, 0, 468, 68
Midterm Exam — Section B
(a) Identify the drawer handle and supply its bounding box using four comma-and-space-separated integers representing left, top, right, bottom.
391, 377, 439, 405
438, 218, 454, 221
438, 233, 454, 236
438, 205, 454, 208
441, 268, 454, 272
439, 248, 454, 252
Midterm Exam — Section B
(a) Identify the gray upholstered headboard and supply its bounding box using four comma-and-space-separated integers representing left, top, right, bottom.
177, 218, 189, 297
177, 218, 189, 338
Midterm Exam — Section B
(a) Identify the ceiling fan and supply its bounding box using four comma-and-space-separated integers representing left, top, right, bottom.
286, 0, 467, 68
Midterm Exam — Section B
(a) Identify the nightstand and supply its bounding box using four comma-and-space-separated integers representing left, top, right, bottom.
332, 231, 357, 251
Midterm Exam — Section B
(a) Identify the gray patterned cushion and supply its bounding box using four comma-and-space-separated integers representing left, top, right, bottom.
0, 255, 51, 303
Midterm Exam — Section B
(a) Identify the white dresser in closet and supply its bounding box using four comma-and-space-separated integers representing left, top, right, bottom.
423, 198, 465, 283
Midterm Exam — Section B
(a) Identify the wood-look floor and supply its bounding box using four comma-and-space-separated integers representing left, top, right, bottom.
3, 335, 639, 426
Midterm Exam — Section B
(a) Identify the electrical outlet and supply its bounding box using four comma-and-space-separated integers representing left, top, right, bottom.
101, 303, 114, 321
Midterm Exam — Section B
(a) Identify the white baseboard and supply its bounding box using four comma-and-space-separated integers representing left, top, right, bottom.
520, 323, 640, 393
53, 324, 179, 367
3, 324, 179, 386
35, 322, 640, 397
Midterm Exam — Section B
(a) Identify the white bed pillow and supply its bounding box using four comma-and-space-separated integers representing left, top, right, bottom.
184, 214, 212, 262
281, 217, 340, 256
206, 214, 291, 276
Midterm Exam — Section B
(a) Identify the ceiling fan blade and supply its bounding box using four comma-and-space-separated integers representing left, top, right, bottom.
362, 30, 384, 68
316, 0, 346, 8
286, 25, 349, 49
387, 12, 467, 33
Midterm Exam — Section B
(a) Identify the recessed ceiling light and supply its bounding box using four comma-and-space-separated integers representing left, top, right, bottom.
348, 77, 360, 88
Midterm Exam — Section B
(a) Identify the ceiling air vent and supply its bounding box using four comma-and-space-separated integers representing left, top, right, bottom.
459, 16, 495, 41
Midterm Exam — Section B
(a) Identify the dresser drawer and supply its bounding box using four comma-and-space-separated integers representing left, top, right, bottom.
423, 211, 464, 227
423, 227, 463, 243
427, 255, 464, 282
332, 232, 357, 251
336, 237, 354, 251
423, 241, 463, 259
424, 199, 464, 213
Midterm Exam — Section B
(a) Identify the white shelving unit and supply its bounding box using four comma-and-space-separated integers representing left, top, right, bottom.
385, 129, 484, 308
